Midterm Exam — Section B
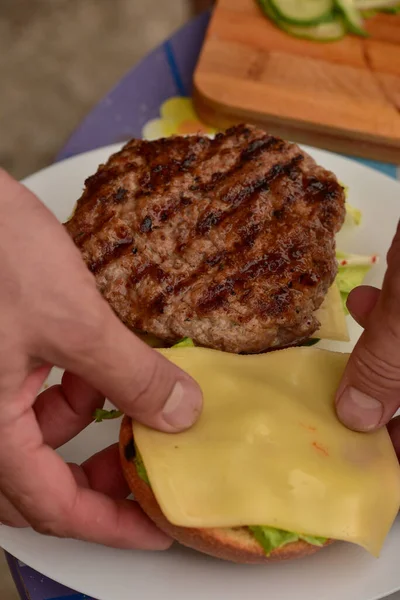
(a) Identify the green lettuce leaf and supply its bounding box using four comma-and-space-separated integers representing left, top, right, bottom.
249, 525, 326, 556
135, 446, 150, 485
336, 264, 372, 295
172, 337, 195, 348
299, 533, 326, 546
339, 181, 361, 227
345, 202, 362, 226
335, 251, 377, 315
93, 408, 123, 423
249, 526, 298, 555
300, 338, 320, 347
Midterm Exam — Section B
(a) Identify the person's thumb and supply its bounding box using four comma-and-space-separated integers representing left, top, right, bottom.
336, 267, 400, 432
39, 299, 203, 433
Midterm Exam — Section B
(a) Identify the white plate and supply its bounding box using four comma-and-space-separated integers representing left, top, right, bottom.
1, 144, 400, 600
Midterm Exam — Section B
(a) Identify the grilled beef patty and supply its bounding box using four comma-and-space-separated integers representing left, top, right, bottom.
64, 125, 345, 353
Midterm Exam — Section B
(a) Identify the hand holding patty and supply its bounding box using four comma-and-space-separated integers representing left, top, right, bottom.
0, 170, 202, 548
336, 221, 400, 453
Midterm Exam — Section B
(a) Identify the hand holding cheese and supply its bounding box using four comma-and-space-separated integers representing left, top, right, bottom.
121, 346, 400, 563
0, 170, 202, 550
336, 221, 400, 437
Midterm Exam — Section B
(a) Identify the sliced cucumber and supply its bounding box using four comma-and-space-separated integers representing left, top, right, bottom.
258, 0, 347, 40
269, 0, 334, 25
258, 0, 279, 20
355, 0, 400, 8
335, 0, 369, 35
282, 17, 347, 40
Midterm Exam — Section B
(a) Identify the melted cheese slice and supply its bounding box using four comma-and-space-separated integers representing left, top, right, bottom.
315, 283, 349, 342
133, 347, 400, 557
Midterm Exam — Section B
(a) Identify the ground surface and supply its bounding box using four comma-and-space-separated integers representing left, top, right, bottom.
1, 0, 191, 179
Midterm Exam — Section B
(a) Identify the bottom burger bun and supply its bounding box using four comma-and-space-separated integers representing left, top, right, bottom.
119, 415, 332, 563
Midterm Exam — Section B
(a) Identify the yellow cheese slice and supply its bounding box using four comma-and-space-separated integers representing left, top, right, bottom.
315, 283, 349, 342
133, 347, 400, 557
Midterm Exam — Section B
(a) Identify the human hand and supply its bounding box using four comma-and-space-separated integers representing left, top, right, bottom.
335, 221, 400, 457
0, 170, 202, 549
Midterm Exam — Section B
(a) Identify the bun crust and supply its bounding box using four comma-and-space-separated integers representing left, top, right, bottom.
119, 416, 332, 563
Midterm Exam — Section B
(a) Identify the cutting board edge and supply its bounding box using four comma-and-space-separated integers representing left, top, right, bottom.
192, 80, 400, 164
193, 0, 400, 164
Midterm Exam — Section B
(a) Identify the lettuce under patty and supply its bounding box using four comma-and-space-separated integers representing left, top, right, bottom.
335, 251, 376, 316
172, 337, 195, 348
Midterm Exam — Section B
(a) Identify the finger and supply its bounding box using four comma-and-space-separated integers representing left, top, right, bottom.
0, 366, 43, 529
0, 411, 171, 549
346, 285, 381, 328
0, 363, 51, 427
336, 228, 400, 432
7, 168, 202, 434
70, 444, 130, 500
387, 416, 400, 462
34, 371, 104, 448
336, 306, 400, 431
0, 448, 128, 528
40, 299, 202, 433
68, 463, 90, 489
0, 492, 27, 528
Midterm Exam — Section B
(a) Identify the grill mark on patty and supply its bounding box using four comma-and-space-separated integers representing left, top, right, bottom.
140, 216, 153, 233
196, 155, 303, 236
78, 138, 215, 275
125, 134, 287, 237
69, 160, 141, 243
132, 137, 210, 193
127, 155, 308, 319
128, 155, 305, 311
150, 193, 193, 226
130, 263, 168, 285
303, 175, 344, 232
69, 210, 115, 248
115, 138, 210, 223
240, 136, 285, 161
83, 166, 121, 199
197, 251, 293, 315
84, 133, 286, 260
143, 229, 320, 323
84, 160, 139, 201
114, 187, 128, 203
304, 175, 340, 203
239, 220, 263, 249
64, 125, 346, 354
192, 135, 284, 197
89, 231, 134, 274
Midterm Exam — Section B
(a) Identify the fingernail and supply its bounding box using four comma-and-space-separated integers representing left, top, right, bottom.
162, 380, 202, 430
336, 386, 383, 431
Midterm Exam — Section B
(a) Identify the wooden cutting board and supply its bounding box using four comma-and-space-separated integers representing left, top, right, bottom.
193, 0, 400, 162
